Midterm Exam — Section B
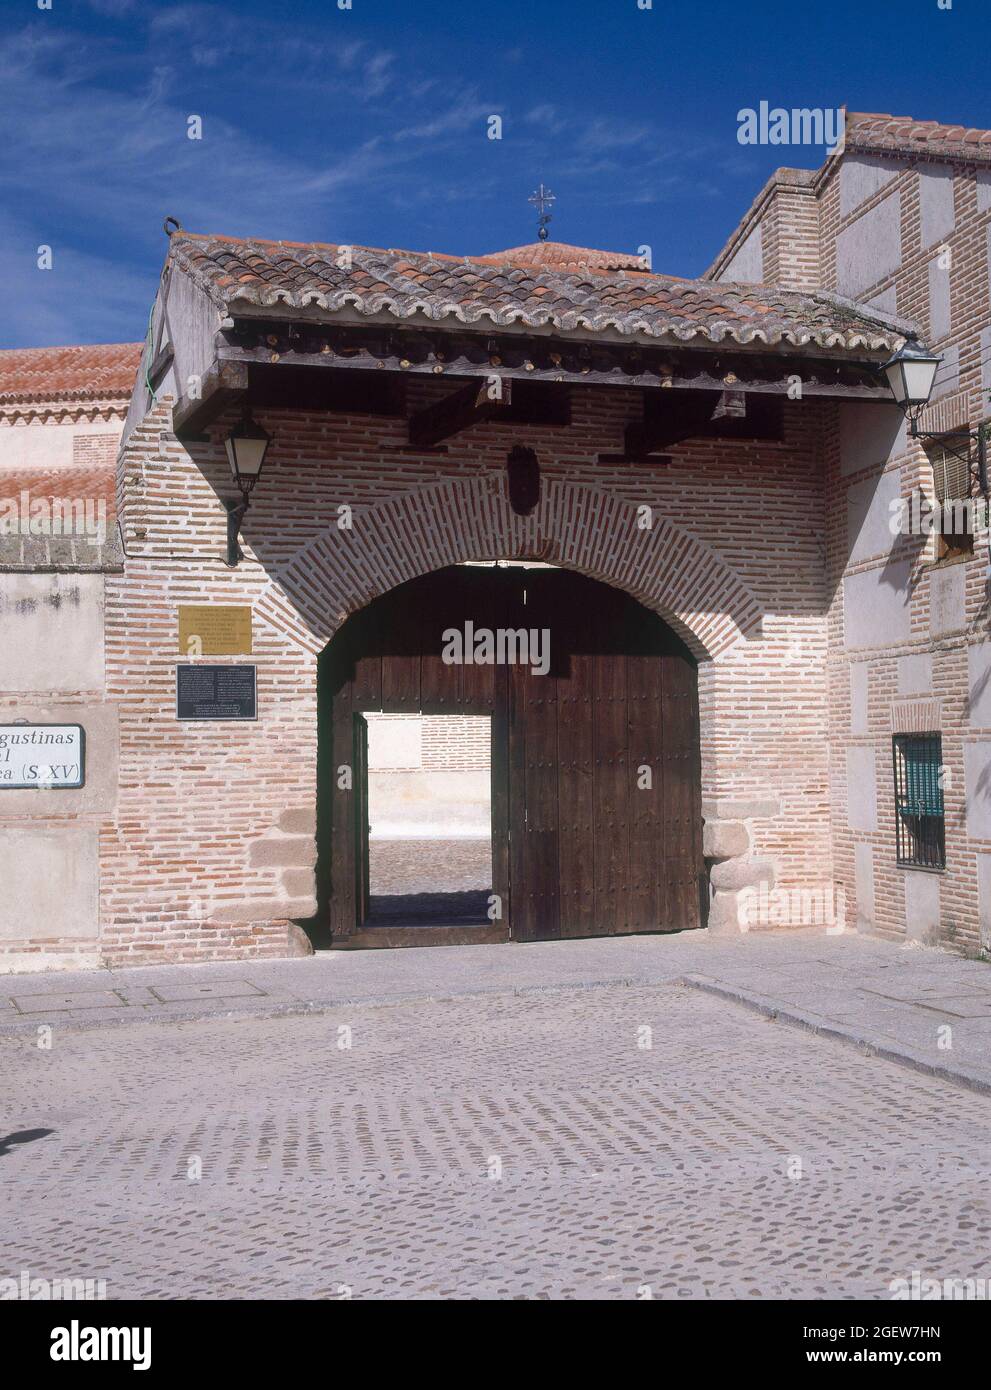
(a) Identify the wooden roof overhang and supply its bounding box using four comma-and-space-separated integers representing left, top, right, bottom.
172, 315, 896, 463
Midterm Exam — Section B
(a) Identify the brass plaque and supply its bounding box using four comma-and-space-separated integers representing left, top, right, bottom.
178, 605, 252, 656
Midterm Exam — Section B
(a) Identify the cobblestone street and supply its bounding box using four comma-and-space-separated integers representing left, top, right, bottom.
4, 978, 991, 1300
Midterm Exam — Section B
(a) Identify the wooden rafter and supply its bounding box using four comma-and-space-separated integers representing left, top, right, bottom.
408, 377, 514, 449
622, 388, 786, 460
173, 360, 248, 439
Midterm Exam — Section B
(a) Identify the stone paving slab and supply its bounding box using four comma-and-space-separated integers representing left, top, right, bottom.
2, 929, 991, 1096
10, 990, 125, 1013
148, 980, 267, 1003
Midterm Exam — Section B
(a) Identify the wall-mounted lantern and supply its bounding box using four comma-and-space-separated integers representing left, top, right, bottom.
879, 339, 942, 436
879, 338, 989, 562
224, 407, 271, 567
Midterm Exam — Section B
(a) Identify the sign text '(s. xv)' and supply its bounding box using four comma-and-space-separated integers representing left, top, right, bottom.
0, 725, 85, 788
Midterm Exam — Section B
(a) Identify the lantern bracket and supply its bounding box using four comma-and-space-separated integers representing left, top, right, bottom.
224, 497, 248, 569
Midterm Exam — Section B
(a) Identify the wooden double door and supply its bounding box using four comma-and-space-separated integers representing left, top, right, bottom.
318, 566, 704, 944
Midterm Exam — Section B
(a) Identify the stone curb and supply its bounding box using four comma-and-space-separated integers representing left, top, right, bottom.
680, 974, 991, 1100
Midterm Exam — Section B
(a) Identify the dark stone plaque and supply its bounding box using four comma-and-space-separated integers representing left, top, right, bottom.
176, 664, 257, 721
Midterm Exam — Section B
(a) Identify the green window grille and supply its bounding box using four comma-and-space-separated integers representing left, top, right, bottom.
892, 734, 945, 870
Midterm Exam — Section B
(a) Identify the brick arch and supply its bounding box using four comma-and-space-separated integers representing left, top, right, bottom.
254, 473, 763, 660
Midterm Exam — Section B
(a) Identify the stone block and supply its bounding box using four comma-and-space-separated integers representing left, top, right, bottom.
964, 743, 991, 840
700, 796, 780, 820
866, 285, 897, 315
854, 843, 875, 930
898, 653, 932, 697
707, 889, 745, 935
278, 806, 317, 835
836, 192, 901, 296
249, 836, 317, 868
709, 856, 776, 892
919, 165, 955, 249
846, 747, 878, 833
847, 469, 901, 564
840, 153, 899, 217
0, 826, 99, 940
212, 897, 318, 923
969, 643, 991, 729
928, 257, 951, 340
843, 563, 912, 649
903, 871, 940, 944
722, 223, 763, 283
838, 402, 906, 476
0, 574, 105, 693
930, 563, 966, 639
850, 663, 869, 734
286, 922, 314, 957
978, 853, 991, 951
702, 820, 750, 860
930, 342, 959, 400
282, 868, 315, 897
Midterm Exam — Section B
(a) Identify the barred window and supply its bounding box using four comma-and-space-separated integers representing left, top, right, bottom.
892, 734, 946, 870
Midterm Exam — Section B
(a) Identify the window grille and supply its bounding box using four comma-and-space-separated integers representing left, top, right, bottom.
892, 734, 945, 870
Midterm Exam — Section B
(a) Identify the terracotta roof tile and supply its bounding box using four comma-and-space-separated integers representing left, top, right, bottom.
0, 465, 117, 521
477, 241, 650, 272
846, 110, 991, 163
167, 232, 902, 354
0, 343, 142, 404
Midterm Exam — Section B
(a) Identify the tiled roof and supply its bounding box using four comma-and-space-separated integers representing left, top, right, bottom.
477, 241, 651, 272
0, 462, 120, 571
169, 231, 903, 352
0, 465, 117, 519
0, 343, 142, 404
846, 111, 991, 163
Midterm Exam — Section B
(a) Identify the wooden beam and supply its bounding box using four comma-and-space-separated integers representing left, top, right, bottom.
624, 389, 786, 457
172, 360, 248, 438
246, 362, 406, 415
408, 377, 513, 449
146, 342, 174, 389
217, 340, 888, 401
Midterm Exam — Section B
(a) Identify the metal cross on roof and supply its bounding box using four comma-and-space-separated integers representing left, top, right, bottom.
528, 183, 556, 241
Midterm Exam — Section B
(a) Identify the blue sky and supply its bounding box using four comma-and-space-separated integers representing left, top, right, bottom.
2, 0, 989, 348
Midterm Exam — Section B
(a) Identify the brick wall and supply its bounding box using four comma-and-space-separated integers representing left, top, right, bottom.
818, 152, 991, 951
421, 715, 490, 771
706, 135, 991, 951
709, 169, 820, 290
25, 377, 837, 965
